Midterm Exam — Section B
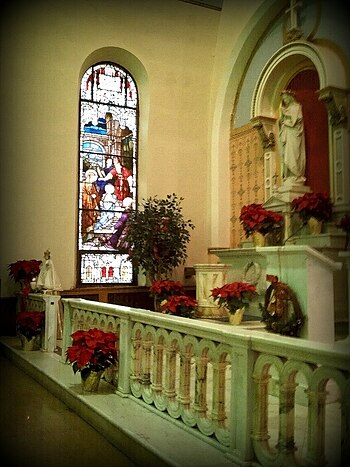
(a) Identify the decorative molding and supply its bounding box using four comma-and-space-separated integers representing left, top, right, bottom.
250, 116, 276, 149
318, 86, 348, 127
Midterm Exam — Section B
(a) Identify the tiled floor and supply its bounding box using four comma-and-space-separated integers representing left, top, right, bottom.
0, 353, 138, 467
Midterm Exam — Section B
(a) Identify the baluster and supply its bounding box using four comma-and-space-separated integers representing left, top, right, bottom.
141, 335, 152, 385
178, 346, 192, 408
151, 340, 164, 393
277, 380, 297, 461
212, 360, 228, 427
252, 373, 271, 443
194, 351, 208, 417
305, 389, 327, 466
130, 331, 142, 381
164, 345, 177, 400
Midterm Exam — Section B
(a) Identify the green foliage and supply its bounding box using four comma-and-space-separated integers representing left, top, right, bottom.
125, 193, 195, 281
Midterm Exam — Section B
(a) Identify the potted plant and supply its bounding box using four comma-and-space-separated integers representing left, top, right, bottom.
336, 213, 350, 250
124, 193, 195, 282
66, 328, 118, 392
291, 192, 332, 234
16, 311, 45, 350
239, 203, 284, 246
159, 294, 198, 318
8, 259, 42, 297
149, 279, 185, 310
210, 282, 257, 325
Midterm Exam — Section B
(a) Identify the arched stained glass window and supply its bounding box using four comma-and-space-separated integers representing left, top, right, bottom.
77, 62, 138, 285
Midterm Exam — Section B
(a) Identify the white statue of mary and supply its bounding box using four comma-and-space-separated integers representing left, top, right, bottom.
37, 249, 62, 293
278, 90, 306, 185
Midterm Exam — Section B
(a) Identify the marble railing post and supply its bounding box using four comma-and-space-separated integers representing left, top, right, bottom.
41, 294, 60, 352
61, 299, 74, 362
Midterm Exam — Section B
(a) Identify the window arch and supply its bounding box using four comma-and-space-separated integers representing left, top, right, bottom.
77, 62, 138, 286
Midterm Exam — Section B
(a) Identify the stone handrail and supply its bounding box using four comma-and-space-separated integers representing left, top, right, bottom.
61, 298, 350, 466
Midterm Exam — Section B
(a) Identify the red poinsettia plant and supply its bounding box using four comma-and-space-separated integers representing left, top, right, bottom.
291, 192, 332, 222
160, 295, 198, 318
16, 311, 45, 340
210, 282, 257, 314
149, 280, 185, 299
66, 328, 118, 378
239, 203, 283, 237
8, 259, 42, 296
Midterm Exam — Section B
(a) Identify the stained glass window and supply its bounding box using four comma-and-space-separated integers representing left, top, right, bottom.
78, 63, 138, 285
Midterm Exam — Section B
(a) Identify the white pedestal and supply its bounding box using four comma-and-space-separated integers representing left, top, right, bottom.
193, 264, 229, 319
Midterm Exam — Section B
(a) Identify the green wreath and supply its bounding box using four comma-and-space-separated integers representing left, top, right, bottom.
260, 281, 305, 337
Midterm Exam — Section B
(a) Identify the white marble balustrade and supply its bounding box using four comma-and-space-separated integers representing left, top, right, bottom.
61, 298, 350, 467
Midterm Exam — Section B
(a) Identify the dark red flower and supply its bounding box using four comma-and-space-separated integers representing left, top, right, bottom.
16, 311, 45, 340
66, 328, 119, 373
149, 280, 185, 298
211, 282, 257, 313
8, 259, 42, 284
160, 295, 197, 318
291, 192, 332, 222
239, 204, 283, 237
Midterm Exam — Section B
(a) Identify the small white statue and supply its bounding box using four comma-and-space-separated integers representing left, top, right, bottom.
37, 249, 62, 293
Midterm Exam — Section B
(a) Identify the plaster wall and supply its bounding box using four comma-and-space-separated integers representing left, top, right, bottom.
0, 0, 258, 295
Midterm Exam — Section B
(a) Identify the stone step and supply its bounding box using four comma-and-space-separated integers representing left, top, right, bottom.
0, 336, 234, 467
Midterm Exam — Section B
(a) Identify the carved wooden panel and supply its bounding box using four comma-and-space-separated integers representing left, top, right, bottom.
230, 123, 265, 247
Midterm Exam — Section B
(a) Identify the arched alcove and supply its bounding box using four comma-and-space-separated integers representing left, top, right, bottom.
252, 40, 349, 203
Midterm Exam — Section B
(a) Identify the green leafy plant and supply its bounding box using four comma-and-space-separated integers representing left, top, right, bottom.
124, 193, 195, 281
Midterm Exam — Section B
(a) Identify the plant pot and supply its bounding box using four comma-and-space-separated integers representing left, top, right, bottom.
20, 334, 36, 351
81, 370, 104, 392
252, 231, 266, 247
228, 307, 245, 325
308, 217, 323, 235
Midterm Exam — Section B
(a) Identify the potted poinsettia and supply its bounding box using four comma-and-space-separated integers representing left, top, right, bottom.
8, 259, 42, 297
239, 203, 283, 246
16, 311, 45, 350
66, 328, 118, 392
291, 192, 332, 234
210, 282, 257, 325
149, 279, 185, 310
160, 294, 198, 318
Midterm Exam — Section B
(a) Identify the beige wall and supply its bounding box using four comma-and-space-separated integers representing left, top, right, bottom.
0, 0, 264, 295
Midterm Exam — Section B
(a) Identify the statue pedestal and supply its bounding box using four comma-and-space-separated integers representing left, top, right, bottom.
193, 264, 229, 319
